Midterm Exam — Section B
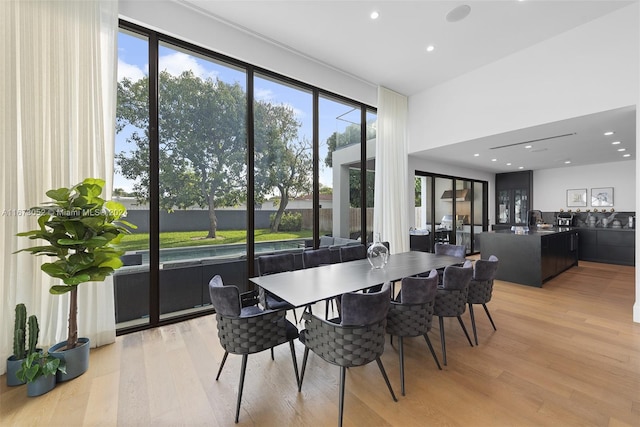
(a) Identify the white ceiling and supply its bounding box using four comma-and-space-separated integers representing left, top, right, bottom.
180, 0, 636, 173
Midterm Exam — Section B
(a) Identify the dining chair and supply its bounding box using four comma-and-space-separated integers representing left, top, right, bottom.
338, 244, 367, 262
433, 261, 474, 366
302, 247, 336, 318
298, 282, 397, 427
434, 242, 466, 258
386, 270, 441, 396
208, 275, 300, 423
467, 255, 499, 345
257, 253, 297, 323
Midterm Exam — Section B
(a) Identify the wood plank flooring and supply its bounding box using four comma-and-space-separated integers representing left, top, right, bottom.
2, 261, 639, 426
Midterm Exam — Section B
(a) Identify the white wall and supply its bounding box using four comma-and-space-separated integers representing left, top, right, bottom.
118, 0, 377, 106
408, 3, 639, 152
534, 161, 636, 211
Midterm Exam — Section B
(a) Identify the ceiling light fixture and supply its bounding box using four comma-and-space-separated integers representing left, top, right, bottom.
370, 11, 379, 20
473, 153, 479, 157
426, 45, 435, 52
446, 4, 471, 23
506, 163, 512, 166
612, 141, 621, 145
623, 154, 631, 157
604, 131, 614, 136
524, 145, 532, 149
518, 166, 524, 170
564, 160, 571, 164
491, 158, 497, 162
617, 148, 626, 152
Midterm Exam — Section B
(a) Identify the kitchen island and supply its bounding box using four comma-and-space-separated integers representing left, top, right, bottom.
478, 227, 578, 287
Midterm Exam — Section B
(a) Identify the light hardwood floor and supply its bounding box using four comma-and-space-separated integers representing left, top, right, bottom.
2, 261, 639, 426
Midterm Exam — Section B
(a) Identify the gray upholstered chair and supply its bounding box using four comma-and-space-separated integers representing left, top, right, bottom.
208, 275, 300, 423
433, 261, 474, 366
434, 242, 466, 258
386, 270, 441, 396
339, 244, 367, 262
468, 255, 499, 345
257, 253, 297, 323
298, 282, 397, 427
302, 247, 336, 318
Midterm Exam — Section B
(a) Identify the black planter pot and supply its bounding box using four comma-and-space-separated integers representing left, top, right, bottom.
48, 337, 90, 382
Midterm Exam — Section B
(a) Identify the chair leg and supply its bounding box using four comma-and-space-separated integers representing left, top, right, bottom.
216, 351, 229, 380
375, 357, 398, 402
457, 316, 474, 347
423, 334, 442, 370
483, 303, 497, 331
339, 366, 346, 427
439, 316, 447, 366
469, 303, 479, 345
289, 341, 300, 389
298, 347, 310, 392
398, 336, 406, 396
271, 348, 274, 360
293, 309, 298, 324
235, 354, 248, 423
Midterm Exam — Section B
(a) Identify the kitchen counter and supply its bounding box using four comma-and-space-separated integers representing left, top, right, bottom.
478, 227, 579, 287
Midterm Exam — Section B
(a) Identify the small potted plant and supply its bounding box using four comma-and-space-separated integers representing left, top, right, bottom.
16, 351, 66, 397
15, 178, 135, 381
6, 304, 39, 386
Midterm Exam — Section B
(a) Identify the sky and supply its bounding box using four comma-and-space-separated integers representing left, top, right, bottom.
116, 30, 364, 193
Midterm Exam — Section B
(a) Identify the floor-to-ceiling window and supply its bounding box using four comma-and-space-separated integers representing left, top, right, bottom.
114, 21, 374, 333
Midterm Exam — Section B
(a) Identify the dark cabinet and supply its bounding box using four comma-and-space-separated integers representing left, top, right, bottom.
577, 228, 634, 266
495, 171, 533, 227
541, 231, 578, 281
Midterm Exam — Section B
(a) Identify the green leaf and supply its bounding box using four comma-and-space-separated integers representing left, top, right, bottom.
46, 187, 71, 202
50, 285, 77, 294
69, 252, 95, 266
62, 274, 92, 286
83, 177, 106, 188
41, 262, 67, 277
99, 257, 123, 270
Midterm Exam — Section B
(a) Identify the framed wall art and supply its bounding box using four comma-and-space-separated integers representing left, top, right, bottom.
591, 187, 613, 207
566, 188, 587, 207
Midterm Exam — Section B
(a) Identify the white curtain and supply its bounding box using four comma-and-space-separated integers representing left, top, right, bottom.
0, 0, 119, 374
373, 86, 410, 254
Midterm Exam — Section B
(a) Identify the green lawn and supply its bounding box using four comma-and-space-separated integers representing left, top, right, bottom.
116, 229, 313, 252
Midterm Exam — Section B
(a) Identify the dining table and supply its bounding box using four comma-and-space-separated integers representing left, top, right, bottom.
249, 251, 465, 308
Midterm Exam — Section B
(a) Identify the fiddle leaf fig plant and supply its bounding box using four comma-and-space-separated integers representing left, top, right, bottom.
15, 178, 136, 350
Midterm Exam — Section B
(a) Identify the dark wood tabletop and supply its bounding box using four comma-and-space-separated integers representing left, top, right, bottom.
249, 251, 464, 308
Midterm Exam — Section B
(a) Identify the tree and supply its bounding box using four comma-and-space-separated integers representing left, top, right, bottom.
324, 123, 376, 168
117, 71, 247, 238
254, 103, 312, 232
349, 169, 375, 208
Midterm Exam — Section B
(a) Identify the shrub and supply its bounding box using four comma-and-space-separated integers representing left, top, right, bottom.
272, 212, 302, 231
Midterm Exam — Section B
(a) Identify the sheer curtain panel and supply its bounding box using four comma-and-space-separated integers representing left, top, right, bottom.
373, 86, 410, 254
0, 0, 119, 375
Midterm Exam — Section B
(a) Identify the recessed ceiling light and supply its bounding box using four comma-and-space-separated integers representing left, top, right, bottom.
446, 4, 471, 22
506, 163, 512, 166
617, 148, 626, 152
518, 166, 524, 170
612, 141, 621, 145
491, 158, 497, 162
426, 45, 435, 52
623, 154, 631, 157
564, 160, 571, 164
370, 11, 379, 20
604, 131, 614, 136
524, 145, 532, 149
473, 153, 479, 157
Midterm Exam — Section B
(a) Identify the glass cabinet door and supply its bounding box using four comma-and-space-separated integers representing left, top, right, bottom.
514, 189, 528, 224
498, 190, 510, 224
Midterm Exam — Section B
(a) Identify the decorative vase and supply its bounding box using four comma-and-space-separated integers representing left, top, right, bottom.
6, 355, 26, 386
49, 337, 90, 382
367, 234, 389, 269
26, 374, 56, 397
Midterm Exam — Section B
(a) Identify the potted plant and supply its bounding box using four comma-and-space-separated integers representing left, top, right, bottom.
15, 178, 135, 381
6, 304, 39, 386
16, 351, 66, 397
